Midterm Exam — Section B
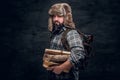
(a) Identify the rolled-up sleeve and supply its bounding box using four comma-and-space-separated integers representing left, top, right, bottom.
66, 30, 85, 66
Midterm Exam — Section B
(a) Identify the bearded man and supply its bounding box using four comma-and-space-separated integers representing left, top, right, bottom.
46, 3, 85, 80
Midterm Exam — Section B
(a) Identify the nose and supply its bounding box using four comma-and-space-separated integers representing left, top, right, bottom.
54, 16, 58, 21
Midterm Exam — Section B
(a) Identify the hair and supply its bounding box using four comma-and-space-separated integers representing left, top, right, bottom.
48, 3, 75, 31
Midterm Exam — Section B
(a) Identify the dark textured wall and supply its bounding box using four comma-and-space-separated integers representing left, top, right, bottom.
0, 0, 120, 80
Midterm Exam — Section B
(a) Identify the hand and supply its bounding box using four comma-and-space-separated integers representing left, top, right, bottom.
46, 66, 63, 74
46, 60, 73, 74
52, 65, 63, 74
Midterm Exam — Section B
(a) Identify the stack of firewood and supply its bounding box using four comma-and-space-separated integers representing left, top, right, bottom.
43, 49, 70, 69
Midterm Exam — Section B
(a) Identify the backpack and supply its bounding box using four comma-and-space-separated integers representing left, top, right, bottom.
61, 28, 93, 69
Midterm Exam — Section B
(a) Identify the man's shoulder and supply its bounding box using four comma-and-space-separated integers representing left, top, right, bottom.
66, 29, 78, 36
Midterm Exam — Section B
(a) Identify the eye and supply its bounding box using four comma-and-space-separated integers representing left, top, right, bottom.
58, 15, 63, 17
52, 15, 57, 18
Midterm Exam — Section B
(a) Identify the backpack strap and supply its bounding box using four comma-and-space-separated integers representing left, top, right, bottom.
61, 28, 74, 51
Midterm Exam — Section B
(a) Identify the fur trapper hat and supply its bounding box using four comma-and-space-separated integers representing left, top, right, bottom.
48, 3, 75, 31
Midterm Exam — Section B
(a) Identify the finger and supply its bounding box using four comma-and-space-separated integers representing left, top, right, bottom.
47, 67, 54, 70
53, 69, 61, 74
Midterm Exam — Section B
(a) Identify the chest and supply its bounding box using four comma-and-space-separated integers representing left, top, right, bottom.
50, 34, 64, 50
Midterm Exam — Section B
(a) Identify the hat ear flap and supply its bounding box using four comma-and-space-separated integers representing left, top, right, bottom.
64, 13, 75, 28
48, 17, 53, 32
62, 3, 75, 28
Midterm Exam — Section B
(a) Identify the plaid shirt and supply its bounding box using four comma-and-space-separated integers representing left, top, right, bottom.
49, 27, 85, 80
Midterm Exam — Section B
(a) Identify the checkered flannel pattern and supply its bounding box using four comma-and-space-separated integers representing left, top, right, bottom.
50, 28, 85, 80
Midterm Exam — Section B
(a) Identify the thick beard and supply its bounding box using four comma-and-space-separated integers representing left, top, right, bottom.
52, 23, 64, 34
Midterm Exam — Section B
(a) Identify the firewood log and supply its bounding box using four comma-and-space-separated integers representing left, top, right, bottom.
43, 49, 71, 73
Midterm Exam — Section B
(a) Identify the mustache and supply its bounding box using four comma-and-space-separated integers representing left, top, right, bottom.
53, 21, 60, 25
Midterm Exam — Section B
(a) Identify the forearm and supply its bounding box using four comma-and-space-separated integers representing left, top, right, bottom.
69, 47, 85, 67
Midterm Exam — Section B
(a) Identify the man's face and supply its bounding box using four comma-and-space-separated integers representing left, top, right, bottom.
52, 15, 64, 25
